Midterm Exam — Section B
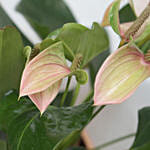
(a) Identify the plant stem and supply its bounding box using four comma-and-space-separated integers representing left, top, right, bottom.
60, 76, 72, 107
91, 105, 106, 121
70, 83, 80, 106
93, 133, 135, 150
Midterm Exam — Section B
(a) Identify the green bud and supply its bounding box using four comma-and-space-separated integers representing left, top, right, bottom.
23, 46, 32, 65
74, 69, 88, 84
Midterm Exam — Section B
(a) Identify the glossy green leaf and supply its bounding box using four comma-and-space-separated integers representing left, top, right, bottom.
0, 91, 34, 132
3, 91, 93, 150
52, 22, 109, 67
0, 5, 31, 46
17, 0, 76, 39
130, 107, 150, 150
119, 4, 137, 24
0, 27, 25, 98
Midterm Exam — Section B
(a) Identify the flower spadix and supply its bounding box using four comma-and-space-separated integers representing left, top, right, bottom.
102, 0, 150, 41
94, 44, 150, 106
19, 42, 71, 114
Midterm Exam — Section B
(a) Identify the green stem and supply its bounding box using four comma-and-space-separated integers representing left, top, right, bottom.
60, 76, 72, 107
93, 133, 135, 150
70, 83, 80, 106
91, 105, 106, 121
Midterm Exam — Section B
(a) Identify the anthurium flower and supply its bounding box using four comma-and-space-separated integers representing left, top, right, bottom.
94, 44, 150, 106
101, 0, 150, 40
19, 42, 71, 114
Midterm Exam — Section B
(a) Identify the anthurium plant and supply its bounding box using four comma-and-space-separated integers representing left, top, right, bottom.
1, 0, 150, 149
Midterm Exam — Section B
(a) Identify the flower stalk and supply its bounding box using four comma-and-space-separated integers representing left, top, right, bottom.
60, 76, 72, 107
70, 83, 80, 106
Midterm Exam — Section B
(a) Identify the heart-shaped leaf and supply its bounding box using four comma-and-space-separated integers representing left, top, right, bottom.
0, 91, 93, 150
0, 91, 34, 132
49, 22, 109, 67
5, 96, 93, 149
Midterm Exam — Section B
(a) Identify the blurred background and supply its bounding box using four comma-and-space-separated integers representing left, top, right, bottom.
0, 0, 150, 149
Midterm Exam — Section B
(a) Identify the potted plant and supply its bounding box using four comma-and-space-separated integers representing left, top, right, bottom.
1, 0, 150, 150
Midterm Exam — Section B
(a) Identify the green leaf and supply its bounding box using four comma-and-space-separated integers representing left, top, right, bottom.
119, 4, 137, 24
54, 22, 109, 67
2, 91, 93, 150
17, 0, 76, 39
0, 91, 34, 132
130, 107, 150, 150
89, 49, 110, 87
0, 140, 7, 150
40, 38, 56, 51
0, 5, 31, 46
0, 27, 25, 98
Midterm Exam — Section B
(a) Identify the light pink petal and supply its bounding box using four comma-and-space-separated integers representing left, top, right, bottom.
29, 81, 61, 114
20, 42, 71, 97
94, 44, 150, 106
120, 22, 133, 35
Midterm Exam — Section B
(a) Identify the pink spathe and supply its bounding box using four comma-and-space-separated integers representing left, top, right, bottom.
94, 44, 150, 106
19, 42, 71, 114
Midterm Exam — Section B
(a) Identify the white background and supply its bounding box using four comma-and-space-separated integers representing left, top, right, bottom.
1, 0, 150, 149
